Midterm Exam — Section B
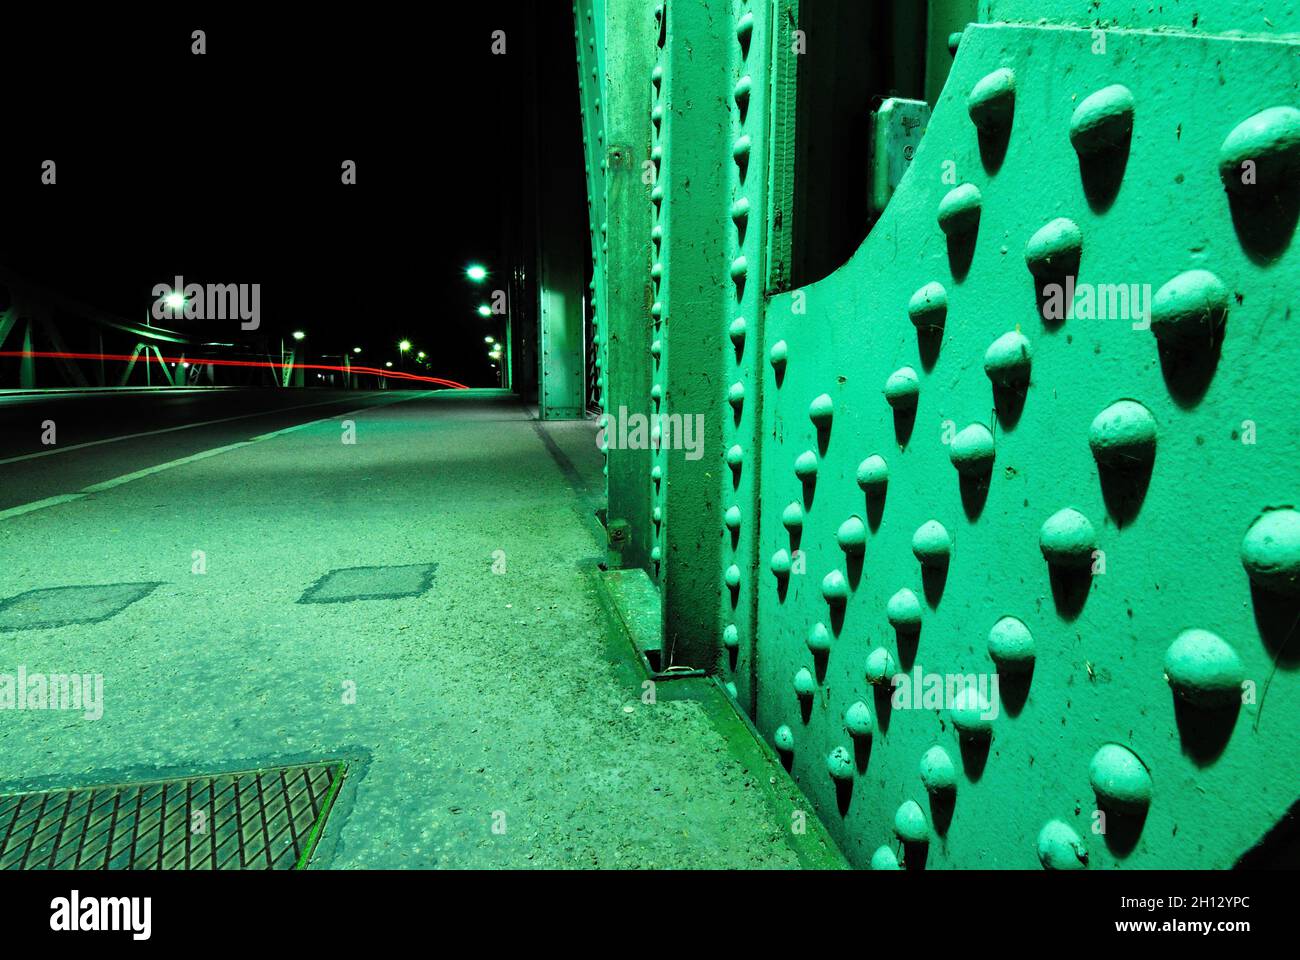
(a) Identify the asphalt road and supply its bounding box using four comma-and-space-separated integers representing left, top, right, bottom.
0, 388, 410, 511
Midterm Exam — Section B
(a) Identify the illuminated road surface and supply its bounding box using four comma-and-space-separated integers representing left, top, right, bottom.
0, 389, 842, 867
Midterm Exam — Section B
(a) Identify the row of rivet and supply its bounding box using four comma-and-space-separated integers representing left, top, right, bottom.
646, 18, 670, 570
720, 0, 760, 691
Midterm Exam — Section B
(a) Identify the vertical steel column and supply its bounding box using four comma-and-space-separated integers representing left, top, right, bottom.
655, 0, 734, 670
597, 0, 657, 570
538, 7, 589, 420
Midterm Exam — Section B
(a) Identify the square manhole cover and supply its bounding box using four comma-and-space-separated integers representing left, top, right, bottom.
0, 582, 162, 633
0, 761, 345, 870
298, 563, 437, 604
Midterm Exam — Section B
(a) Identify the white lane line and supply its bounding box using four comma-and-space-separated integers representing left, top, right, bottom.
0, 494, 87, 521
81, 443, 256, 493
0, 395, 375, 466
0, 391, 435, 520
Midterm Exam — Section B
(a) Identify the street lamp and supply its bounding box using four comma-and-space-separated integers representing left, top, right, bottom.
352, 347, 362, 354
292, 331, 306, 341
466, 264, 488, 282
477, 305, 491, 318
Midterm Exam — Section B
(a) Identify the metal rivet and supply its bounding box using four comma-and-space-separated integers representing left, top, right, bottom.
884, 367, 920, 408
1089, 400, 1156, 467
967, 67, 1015, 131
725, 564, 742, 588
794, 450, 818, 480
723, 623, 739, 650
1025, 217, 1083, 278
1241, 508, 1300, 596
1218, 105, 1300, 195
1089, 743, 1152, 813
821, 569, 849, 606
911, 520, 951, 568
731, 196, 750, 226
845, 700, 873, 737
724, 505, 742, 530
886, 588, 923, 633
808, 393, 834, 429
729, 316, 747, 346
1164, 629, 1244, 706
1037, 820, 1087, 870
793, 667, 816, 698
856, 454, 889, 492
950, 686, 993, 739
726, 444, 744, 469
774, 724, 795, 751
871, 846, 901, 870
987, 616, 1035, 672
949, 423, 995, 476
1039, 508, 1096, 568
865, 647, 896, 685
1150, 269, 1229, 344
770, 340, 789, 372
807, 621, 830, 653
733, 75, 752, 109
837, 515, 867, 555
908, 281, 948, 330
983, 330, 1032, 387
771, 548, 793, 578
727, 381, 745, 408
919, 746, 957, 795
827, 746, 854, 781
1069, 84, 1135, 157
782, 501, 804, 531
937, 183, 982, 236
894, 800, 929, 844
730, 256, 748, 282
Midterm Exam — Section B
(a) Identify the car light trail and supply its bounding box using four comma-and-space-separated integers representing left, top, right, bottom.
0, 351, 470, 390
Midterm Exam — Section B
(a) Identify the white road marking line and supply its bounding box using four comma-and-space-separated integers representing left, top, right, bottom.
0, 494, 87, 521
0, 395, 368, 466
0, 391, 435, 520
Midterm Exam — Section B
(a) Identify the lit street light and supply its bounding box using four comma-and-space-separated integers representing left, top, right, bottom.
466, 264, 488, 282
291, 331, 306, 341
477, 305, 491, 318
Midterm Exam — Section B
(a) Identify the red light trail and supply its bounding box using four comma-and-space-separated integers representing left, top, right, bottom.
0, 351, 470, 390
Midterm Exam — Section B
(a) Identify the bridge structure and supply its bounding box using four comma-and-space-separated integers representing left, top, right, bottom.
569, 0, 1300, 868
0, 0, 1297, 874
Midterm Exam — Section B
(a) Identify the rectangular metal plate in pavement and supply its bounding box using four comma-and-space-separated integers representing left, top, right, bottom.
0, 761, 345, 870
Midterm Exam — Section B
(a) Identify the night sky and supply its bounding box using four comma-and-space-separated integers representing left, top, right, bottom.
0, 3, 578, 387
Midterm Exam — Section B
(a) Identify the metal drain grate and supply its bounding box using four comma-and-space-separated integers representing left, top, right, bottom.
0, 761, 345, 870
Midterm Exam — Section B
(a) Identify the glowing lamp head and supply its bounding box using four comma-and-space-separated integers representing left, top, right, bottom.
291, 331, 306, 341
477, 305, 491, 318
399, 340, 411, 353
164, 292, 185, 311
466, 264, 488, 282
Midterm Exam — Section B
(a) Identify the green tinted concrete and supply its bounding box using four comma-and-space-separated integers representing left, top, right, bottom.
0, 391, 844, 868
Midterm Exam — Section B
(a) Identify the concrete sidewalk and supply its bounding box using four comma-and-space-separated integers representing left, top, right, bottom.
0, 391, 843, 868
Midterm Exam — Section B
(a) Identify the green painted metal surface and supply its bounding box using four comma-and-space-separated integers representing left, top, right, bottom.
577, 0, 1300, 867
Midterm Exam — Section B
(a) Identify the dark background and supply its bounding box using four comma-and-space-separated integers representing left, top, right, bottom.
0, 2, 580, 387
